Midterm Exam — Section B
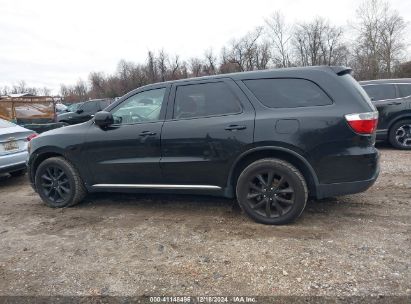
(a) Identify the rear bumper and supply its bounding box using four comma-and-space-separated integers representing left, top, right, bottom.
315, 157, 380, 199
0, 151, 28, 174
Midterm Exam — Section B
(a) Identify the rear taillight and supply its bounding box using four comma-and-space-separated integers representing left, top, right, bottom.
27, 133, 38, 141
345, 112, 378, 135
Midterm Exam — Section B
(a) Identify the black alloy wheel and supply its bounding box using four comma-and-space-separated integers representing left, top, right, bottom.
35, 157, 87, 207
40, 166, 71, 206
236, 159, 308, 225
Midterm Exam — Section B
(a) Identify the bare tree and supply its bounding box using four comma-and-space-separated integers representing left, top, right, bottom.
204, 49, 217, 75
227, 27, 265, 71
351, 0, 406, 79
265, 11, 293, 67
293, 17, 348, 66
157, 49, 168, 82
189, 57, 203, 77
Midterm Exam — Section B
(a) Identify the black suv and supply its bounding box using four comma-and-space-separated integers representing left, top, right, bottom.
57, 99, 111, 125
360, 79, 411, 149
28, 66, 379, 225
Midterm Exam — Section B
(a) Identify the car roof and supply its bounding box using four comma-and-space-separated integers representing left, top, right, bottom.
359, 79, 411, 85
139, 65, 347, 90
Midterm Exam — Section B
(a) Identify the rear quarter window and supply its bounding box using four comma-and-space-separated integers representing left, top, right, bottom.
243, 78, 332, 108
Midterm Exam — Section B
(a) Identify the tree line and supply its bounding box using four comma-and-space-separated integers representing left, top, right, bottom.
1, 0, 409, 102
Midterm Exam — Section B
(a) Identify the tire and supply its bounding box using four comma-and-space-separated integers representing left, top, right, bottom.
388, 119, 411, 150
236, 158, 308, 225
9, 169, 27, 177
60, 121, 70, 127
34, 157, 87, 208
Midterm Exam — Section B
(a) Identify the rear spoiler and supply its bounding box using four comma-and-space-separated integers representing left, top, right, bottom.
329, 66, 352, 76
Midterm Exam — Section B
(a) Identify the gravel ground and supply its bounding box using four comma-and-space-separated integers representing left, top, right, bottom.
0, 145, 410, 298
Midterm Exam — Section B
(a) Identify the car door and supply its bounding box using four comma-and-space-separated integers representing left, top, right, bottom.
160, 79, 255, 188
75, 101, 99, 124
362, 83, 405, 130
82, 86, 169, 185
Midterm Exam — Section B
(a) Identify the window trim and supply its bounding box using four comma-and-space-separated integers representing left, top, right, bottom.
108, 87, 169, 126
170, 80, 244, 121
241, 77, 334, 109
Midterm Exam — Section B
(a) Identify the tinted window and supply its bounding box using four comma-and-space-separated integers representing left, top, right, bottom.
174, 82, 241, 119
112, 88, 166, 124
362, 84, 396, 101
243, 78, 332, 108
81, 101, 99, 113
397, 84, 411, 98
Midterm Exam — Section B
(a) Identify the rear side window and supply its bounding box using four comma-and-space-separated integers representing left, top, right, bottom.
362, 84, 396, 101
174, 82, 241, 119
397, 84, 411, 98
243, 78, 332, 108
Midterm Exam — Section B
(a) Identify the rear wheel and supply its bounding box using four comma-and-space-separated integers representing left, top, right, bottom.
236, 158, 308, 225
389, 119, 411, 150
35, 157, 86, 207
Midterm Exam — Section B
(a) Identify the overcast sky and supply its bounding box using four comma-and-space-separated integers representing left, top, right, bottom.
0, 0, 410, 93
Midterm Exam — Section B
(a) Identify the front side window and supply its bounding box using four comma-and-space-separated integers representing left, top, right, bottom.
243, 78, 332, 108
112, 88, 166, 124
173, 82, 241, 119
397, 84, 411, 98
362, 84, 396, 101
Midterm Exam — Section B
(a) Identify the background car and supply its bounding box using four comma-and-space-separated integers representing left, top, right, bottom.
360, 79, 411, 149
0, 118, 36, 176
57, 99, 111, 125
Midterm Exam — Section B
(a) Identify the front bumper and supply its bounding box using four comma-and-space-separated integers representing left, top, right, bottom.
0, 151, 28, 174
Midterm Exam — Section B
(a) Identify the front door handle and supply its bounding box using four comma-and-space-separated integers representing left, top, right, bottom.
225, 125, 246, 131
387, 102, 401, 105
139, 131, 157, 136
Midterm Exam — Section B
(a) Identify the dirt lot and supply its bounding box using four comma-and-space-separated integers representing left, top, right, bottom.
0, 145, 410, 298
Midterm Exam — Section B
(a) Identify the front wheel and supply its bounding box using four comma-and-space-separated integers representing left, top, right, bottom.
236, 159, 308, 225
34, 157, 87, 207
389, 120, 411, 150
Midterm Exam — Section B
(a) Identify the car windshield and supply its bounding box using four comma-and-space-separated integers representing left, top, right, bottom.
67, 102, 83, 112
0, 118, 16, 128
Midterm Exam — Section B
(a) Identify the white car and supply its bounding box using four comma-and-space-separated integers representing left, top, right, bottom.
0, 119, 37, 176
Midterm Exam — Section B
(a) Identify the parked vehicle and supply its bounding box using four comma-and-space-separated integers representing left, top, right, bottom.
0, 96, 64, 133
28, 66, 379, 225
57, 99, 111, 125
360, 79, 411, 149
0, 118, 37, 176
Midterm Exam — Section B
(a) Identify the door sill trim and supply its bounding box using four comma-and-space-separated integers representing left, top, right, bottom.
91, 184, 222, 190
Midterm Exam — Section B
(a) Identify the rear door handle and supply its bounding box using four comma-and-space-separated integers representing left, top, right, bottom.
225, 125, 246, 131
139, 131, 157, 136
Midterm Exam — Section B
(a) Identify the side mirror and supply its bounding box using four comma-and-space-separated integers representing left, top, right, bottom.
94, 111, 114, 127
76, 109, 84, 114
